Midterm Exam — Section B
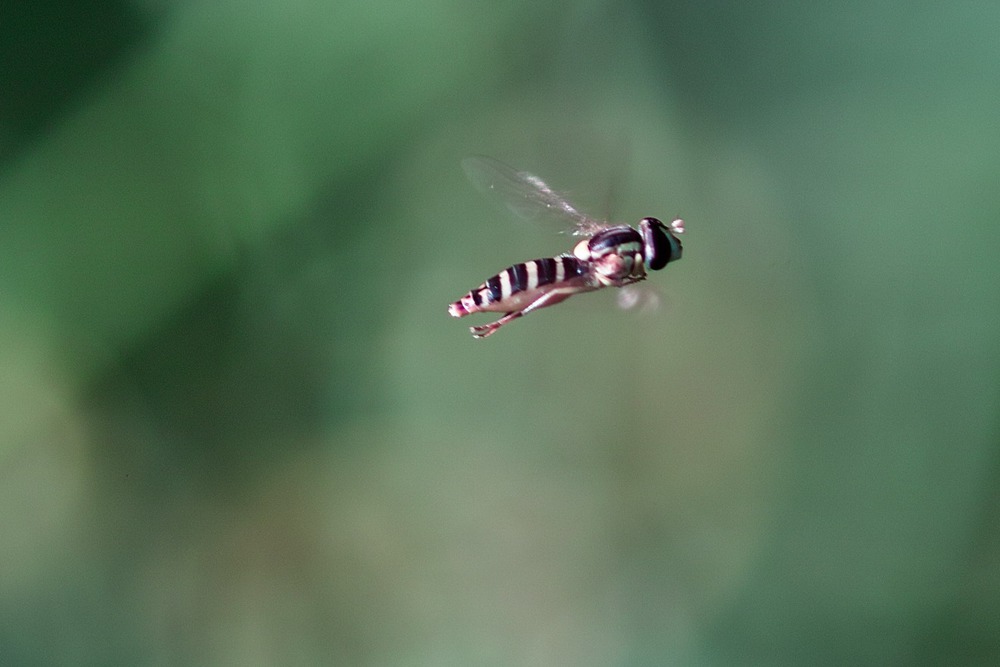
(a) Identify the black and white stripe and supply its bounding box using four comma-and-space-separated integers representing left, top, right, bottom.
587, 226, 642, 259
472, 256, 586, 305
534, 258, 553, 287
510, 263, 528, 292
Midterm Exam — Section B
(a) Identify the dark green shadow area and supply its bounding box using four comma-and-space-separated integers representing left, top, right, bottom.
84, 155, 399, 495
0, 1, 151, 162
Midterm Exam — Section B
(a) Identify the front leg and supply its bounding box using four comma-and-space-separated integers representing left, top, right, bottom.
469, 287, 581, 339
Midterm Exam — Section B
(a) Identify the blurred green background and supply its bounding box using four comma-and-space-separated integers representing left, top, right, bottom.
2, 1, 998, 664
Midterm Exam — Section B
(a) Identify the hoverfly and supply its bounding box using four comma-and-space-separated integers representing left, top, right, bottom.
448, 156, 684, 339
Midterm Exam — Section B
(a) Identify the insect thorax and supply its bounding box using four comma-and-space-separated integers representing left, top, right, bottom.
574, 226, 645, 283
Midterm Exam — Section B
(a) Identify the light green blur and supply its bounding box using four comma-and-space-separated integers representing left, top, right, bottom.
1, 1, 998, 664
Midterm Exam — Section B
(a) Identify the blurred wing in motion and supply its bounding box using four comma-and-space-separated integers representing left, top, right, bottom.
616, 285, 662, 313
461, 156, 609, 236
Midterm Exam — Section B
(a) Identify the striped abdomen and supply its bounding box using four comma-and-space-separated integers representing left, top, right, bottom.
449, 256, 591, 317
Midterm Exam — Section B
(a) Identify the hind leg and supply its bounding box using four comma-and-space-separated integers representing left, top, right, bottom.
469, 289, 577, 339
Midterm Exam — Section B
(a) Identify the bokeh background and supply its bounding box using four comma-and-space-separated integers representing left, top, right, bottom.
2, 1, 999, 664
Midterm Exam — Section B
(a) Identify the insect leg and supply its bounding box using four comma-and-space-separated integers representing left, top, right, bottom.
469, 287, 580, 339
470, 312, 518, 339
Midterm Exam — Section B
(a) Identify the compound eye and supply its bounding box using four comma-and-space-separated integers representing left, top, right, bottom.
640, 217, 682, 270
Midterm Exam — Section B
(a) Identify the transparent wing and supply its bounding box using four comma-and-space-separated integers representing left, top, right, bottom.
616, 285, 661, 313
461, 156, 610, 236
